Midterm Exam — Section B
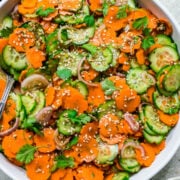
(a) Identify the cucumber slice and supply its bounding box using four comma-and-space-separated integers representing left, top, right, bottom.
163, 64, 180, 93
144, 122, 157, 136
153, 91, 180, 114
144, 105, 169, 135
0, 16, 13, 29
155, 34, 172, 45
29, 91, 45, 117
22, 95, 37, 115
0, 53, 9, 71
57, 110, 82, 135
10, 93, 22, 117
112, 172, 130, 180
143, 130, 164, 144
126, 68, 155, 94
119, 158, 141, 173
149, 45, 179, 73
108, 46, 119, 67
3, 45, 27, 71
74, 81, 88, 97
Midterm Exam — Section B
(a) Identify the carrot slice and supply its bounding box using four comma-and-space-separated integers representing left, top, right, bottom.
100, 28, 117, 45
136, 49, 145, 65
88, 83, 105, 108
21, 0, 37, 8
2, 129, 33, 159
115, 87, 141, 113
148, 44, 162, 53
146, 86, 155, 103
45, 86, 56, 106
0, 79, 6, 100
81, 69, 99, 82
9, 28, 35, 52
58, 0, 82, 11
149, 140, 166, 155
26, 152, 54, 180
135, 143, 155, 167
41, 21, 58, 34
26, 47, 46, 69
75, 164, 104, 180
157, 110, 179, 126
34, 128, 56, 153
118, 52, 128, 64
18, 5, 37, 15
0, 38, 8, 53
89, 0, 102, 13
51, 168, 73, 180
108, 76, 128, 89
61, 87, 88, 114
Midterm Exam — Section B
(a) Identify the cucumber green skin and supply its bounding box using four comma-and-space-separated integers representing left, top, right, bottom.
126, 68, 155, 94
29, 91, 45, 117
89, 47, 113, 72
0, 53, 9, 71
3, 45, 27, 71
153, 91, 180, 114
149, 45, 179, 73
119, 158, 141, 173
143, 130, 164, 144
57, 111, 81, 136
163, 64, 180, 93
144, 105, 170, 135
74, 81, 88, 97
112, 172, 130, 180
10, 93, 22, 117
22, 95, 37, 115
156, 34, 172, 45
1, 16, 13, 29
156, 65, 174, 97
144, 122, 157, 136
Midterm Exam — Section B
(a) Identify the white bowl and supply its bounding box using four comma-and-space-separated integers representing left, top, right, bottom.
0, 1, 180, 180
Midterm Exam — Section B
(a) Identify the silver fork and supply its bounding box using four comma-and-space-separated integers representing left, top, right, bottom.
0, 68, 15, 119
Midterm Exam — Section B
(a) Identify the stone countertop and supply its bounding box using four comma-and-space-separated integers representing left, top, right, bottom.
0, 0, 180, 180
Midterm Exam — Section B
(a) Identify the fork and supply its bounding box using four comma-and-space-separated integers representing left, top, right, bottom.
0, 68, 15, 119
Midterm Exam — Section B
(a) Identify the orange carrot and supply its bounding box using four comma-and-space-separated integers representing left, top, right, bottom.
118, 53, 128, 64
2, 129, 33, 159
26, 152, 54, 180
81, 69, 99, 82
18, 5, 36, 15
58, 0, 82, 11
149, 140, 166, 155
157, 110, 179, 126
0, 38, 8, 53
9, 28, 35, 52
88, 83, 105, 108
45, 86, 55, 106
89, 0, 102, 13
41, 21, 58, 34
34, 128, 56, 153
115, 87, 141, 113
21, 0, 37, 8
75, 164, 104, 180
51, 168, 73, 180
148, 44, 162, 53
100, 28, 117, 45
108, 76, 128, 89
0, 79, 6, 100
26, 47, 46, 68
136, 49, 145, 65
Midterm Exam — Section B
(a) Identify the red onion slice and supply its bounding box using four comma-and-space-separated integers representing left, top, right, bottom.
123, 112, 140, 132
78, 58, 98, 87
121, 141, 146, 158
0, 118, 19, 137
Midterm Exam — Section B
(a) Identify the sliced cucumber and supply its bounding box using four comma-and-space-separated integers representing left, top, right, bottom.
29, 91, 45, 117
74, 81, 88, 98
126, 68, 155, 94
119, 158, 141, 173
149, 45, 179, 73
10, 93, 22, 117
112, 172, 130, 180
108, 46, 119, 67
57, 110, 82, 135
22, 95, 37, 115
153, 91, 180, 114
0, 16, 13, 29
143, 130, 164, 144
144, 122, 157, 136
3, 45, 27, 71
163, 64, 180, 93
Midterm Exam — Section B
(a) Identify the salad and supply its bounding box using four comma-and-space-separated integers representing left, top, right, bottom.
0, 0, 180, 179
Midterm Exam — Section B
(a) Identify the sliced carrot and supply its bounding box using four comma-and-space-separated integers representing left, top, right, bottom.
51, 168, 73, 180
100, 28, 117, 45
26, 152, 54, 180
136, 49, 146, 65
89, 0, 102, 13
9, 28, 35, 52
0, 38, 8, 53
108, 76, 128, 89
34, 128, 56, 153
118, 52, 128, 64
105, 173, 114, 180
75, 164, 104, 180
148, 44, 162, 53
18, 5, 36, 15
2, 129, 33, 159
0, 79, 6, 100
88, 83, 105, 108
147, 86, 155, 103
115, 87, 141, 113
135, 143, 155, 167
51, 89, 63, 110
157, 110, 179, 126
122, 63, 130, 72
45, 86, 56, 106
81, 69, 99, 82
61, 87, 88, 114
37, 0, 55, 8
21, 0, 37, 8
149, 140, 166, 155
26, 47, 46, 68
58, 0, 82, 11
41, 21, 58, 34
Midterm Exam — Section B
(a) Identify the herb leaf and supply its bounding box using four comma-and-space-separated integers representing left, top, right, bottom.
102, 3, 109, 16
101, 79, 117, 95
142, 36, 155, 50
66, 136, 78, 150
78, 114, 91, 124
52, 155, 74, 171
143, 28, 151, 36
36, 7, 55, 17
61, 29, 68, 41
22, 117, 43, 135
84, 15, 95, 27
133, 17, 148, 30
82, 43, 97, 55
16, 144, 37, 164
56, 68, 72, 80
0, 27, 13, 38
116, 5, 127, 19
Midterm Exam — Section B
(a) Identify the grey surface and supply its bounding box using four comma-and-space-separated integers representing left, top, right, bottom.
0, 0, 180, 180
